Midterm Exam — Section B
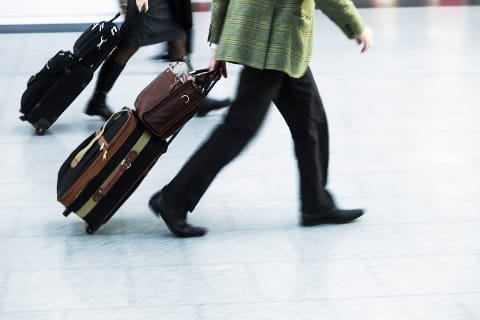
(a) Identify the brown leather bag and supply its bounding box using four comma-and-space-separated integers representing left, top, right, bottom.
134, 62, 221, 139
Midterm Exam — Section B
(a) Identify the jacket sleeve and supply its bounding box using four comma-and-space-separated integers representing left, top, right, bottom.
315, 0, 365, 39
207, 0, 230, 44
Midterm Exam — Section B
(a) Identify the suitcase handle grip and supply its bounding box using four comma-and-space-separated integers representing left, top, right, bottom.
190, 68, 222, 95
109, 12, 121, 23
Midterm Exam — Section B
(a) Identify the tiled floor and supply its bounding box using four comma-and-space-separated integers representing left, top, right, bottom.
1, 5, 480, 320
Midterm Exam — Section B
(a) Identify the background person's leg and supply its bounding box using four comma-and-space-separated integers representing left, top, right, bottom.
85, 46, 138, 120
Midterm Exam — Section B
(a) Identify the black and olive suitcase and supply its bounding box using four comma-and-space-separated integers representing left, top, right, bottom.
57, 108, 167, 234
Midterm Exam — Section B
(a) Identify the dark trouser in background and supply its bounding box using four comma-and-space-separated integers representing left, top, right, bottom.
162, 66, 336, 214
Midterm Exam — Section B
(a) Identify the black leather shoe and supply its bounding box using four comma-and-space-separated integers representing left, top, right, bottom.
301, 209, 364, 226
196, 97, 231, 117
149, 191, 207, 238
85, 100, 114, 121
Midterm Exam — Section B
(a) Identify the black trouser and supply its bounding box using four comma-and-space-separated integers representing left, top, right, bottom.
163, 66, 335, 214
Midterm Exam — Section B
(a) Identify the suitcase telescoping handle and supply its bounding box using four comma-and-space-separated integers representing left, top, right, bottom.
109, 12, 121, 22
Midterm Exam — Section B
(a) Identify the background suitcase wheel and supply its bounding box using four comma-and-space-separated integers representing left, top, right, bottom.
34, 118, 51, 136
35, 126, 47, 136
86, 225, 98, 234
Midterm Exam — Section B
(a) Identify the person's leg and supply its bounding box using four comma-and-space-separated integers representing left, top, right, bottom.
273, 68, 333, 213
273, 68, 363, 224
85, 46, 138, 120
165, 37, 192, 68
150, 67, 285, 236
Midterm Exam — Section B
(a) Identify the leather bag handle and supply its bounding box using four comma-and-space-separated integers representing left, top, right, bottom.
190, 67, 222, 95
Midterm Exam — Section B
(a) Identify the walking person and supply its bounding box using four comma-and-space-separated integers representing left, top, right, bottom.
149, 0, 374, 238
85, 0, 230, 120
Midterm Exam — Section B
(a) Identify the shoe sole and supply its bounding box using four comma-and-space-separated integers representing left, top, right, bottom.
301, 214, 363, 226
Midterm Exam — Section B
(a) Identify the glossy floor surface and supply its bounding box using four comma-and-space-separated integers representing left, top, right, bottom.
1, 6, 480, 320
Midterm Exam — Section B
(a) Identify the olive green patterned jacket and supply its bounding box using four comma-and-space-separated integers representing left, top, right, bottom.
208, 0, 365, 78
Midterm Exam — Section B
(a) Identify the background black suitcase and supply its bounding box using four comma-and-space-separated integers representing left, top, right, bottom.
20, 51, 94, 135
57, 108, 167, 234
20, 51, 75, 117
19, 13, 124, 135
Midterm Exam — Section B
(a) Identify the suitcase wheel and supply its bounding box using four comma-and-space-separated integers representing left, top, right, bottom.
62, 208, 72, 217
35, 126, 47, 136
34, 118, 51, 136
86, 225, 98, 234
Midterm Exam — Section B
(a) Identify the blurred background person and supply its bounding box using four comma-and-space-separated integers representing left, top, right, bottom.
85, 0, 231, 120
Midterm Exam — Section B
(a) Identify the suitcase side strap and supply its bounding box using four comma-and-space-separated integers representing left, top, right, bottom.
59, 108, 137, 207
75, 130, 152, 218
70, 110, 123, 168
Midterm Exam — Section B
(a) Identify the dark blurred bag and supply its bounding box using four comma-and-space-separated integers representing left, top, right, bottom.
73, 13, 122, 69
19, 50, 94, 135
134, 62, 221, 139
20, 50, 77, 116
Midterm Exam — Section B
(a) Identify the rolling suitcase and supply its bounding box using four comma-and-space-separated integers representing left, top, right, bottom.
56, 63, 222, 234
20, 51, 94, 135
57, 108, 167, 234
19, 14, 124, 135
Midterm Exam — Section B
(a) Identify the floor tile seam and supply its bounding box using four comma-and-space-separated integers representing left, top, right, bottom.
2, 253, 480, 273
0, 223, 444, 237
3, 218, 480, 237
2, 292, 480, 314
0, 304, 198, 315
